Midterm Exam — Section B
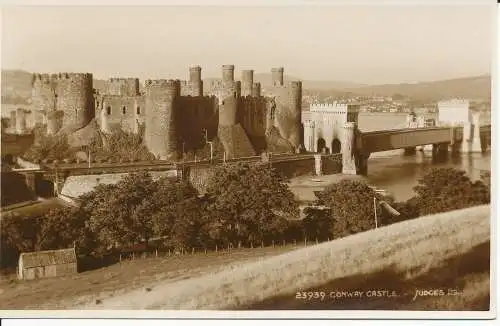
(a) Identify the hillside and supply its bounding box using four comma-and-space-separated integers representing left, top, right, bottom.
74, 205, 489, 310
340, 75, 491, 102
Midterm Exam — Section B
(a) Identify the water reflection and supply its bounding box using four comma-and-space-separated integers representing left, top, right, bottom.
365, 151, 491, 202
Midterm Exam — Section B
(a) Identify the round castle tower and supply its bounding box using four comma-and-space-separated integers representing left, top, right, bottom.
222, 65, 235, 83
144, 79, 180, 160
31, 74, 57, 113
55, 73, 94, 130
219, 94, 238, 126
241, 70, 254, 96
287, 81, 302, 148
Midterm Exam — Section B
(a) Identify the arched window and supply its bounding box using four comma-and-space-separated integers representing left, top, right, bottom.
106, 106, 111, 115
122, 106, 127, 115
136, 106, 141, 115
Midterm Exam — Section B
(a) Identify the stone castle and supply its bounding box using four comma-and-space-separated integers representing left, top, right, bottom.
24, 65, 303, 160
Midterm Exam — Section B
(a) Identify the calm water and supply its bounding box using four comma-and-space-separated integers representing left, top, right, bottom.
355, 113, 492, 201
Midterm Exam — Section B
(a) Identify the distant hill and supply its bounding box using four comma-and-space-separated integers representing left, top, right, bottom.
1, 69, 491, 105
339, 75, 491, 102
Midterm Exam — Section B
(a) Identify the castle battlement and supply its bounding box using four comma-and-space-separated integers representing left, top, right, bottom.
310, 102, 359, 112
438, 99, 470, 106
145, 79, 181, 89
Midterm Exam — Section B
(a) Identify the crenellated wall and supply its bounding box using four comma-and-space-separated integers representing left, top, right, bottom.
105, 78, 140, 97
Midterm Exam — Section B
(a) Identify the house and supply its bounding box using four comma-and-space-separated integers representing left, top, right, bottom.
17, 247, 78, 280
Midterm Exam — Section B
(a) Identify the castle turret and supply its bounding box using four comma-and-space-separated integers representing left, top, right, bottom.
222, 65, 235, 83
56, 73, 94, 130
252, 82, 261, 97
271, 67, 284, 86
188, 66, 203, 96
241, 70, 254, 96
144, 79, 180, 160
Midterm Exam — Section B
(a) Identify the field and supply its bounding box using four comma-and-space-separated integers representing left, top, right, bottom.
0, 205, 491, 311
61, 205, 489, 311
0, 245, 300, 310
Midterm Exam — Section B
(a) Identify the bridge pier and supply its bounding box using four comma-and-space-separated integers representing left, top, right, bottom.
404, 147, 417, 156
314, 154, 322, 176
432, 143, 449, 161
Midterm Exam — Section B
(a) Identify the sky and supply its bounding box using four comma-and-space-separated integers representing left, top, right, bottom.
0, 3, 495, 85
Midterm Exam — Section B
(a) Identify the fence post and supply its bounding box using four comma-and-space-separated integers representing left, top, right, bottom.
304, 238, 307, 246
272, 240, 274, 248
251, 242, 253, 249
204, 248, 207, 255
155, 249, 158, 257
316, 237, 318, 245
168, 249, 171, 256
192, 248, 195, 255
132, 252, 135, 260
238, 241, 241, 249
119, 254, 122, 262
215, 244, 218, 253
294, 239, 296, 246
261, 241, 264, 248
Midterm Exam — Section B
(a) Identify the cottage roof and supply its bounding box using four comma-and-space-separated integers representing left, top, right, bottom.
19, 248, 77, 268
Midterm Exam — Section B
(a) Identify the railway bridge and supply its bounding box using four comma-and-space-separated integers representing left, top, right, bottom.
343, 123, 491, 175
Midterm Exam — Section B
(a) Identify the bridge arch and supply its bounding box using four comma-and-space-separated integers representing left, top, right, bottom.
317, 138, 327, 153
331, 138, 341, 154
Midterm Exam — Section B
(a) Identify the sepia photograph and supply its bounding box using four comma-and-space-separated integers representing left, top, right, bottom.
0, 0, 496, 319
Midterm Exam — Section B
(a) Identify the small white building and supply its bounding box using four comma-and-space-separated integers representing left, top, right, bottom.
437, 99, 471, 126
18, 248, 78, 280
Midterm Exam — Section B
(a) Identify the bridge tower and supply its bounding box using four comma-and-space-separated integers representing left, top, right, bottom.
342, 122, 357, 175
303, 120, 316, 152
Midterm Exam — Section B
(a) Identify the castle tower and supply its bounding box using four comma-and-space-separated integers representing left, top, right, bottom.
144, 79, 180, 160
342, 122, 357, 175
189, 66, 203, 96
56, 73, 94, 130
303, 120, 316, 152
241, 70, 254, 96
100, 102, 112, 134
252, 82, 261, 97
271, 67, 284, 86
287, 81, 303, 148
222, 65, 235, 83
219, 94, 238, 126
31, 74, 57, 113
15, 108, 27, 134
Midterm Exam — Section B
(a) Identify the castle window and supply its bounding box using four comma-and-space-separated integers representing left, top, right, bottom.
122, 106, 127, 115
137, 106, 141, 115
106, 106, 111, 115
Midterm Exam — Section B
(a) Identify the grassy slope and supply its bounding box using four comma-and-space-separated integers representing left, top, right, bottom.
70, 205, 490, 310
0, 245, 299, 309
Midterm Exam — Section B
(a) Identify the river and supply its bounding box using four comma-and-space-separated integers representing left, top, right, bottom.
355, 112, 491, 201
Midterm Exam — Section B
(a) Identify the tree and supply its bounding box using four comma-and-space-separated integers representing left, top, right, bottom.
205, 163, 299, 246
413, 168, 490, 216
23, 132, 76, 162
87, 128, 155, 162
83, 172, 159, 253
315, 180, 385, 239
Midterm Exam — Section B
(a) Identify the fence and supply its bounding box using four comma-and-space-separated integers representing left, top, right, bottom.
116, 237, 332, 262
